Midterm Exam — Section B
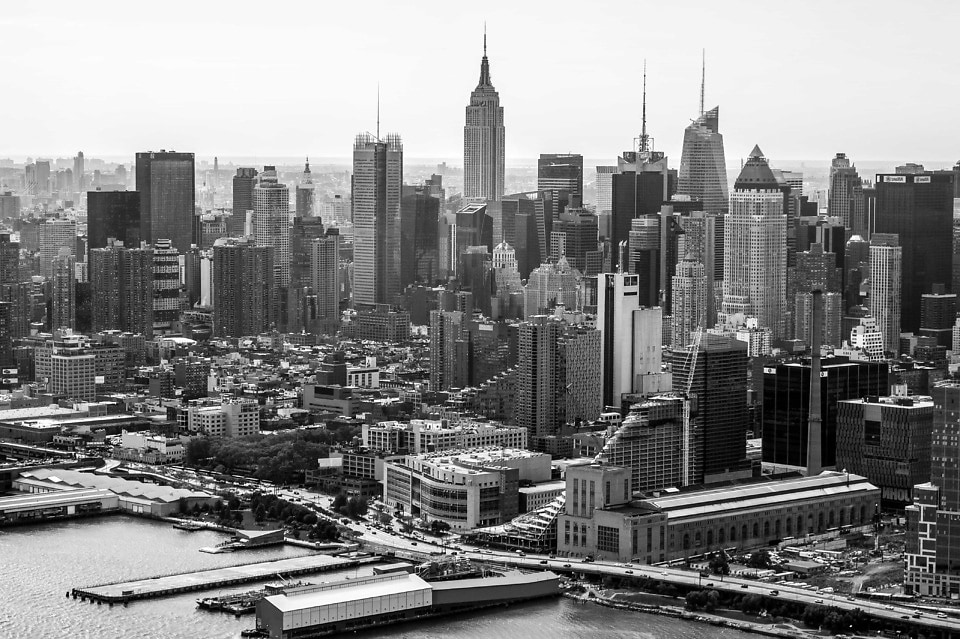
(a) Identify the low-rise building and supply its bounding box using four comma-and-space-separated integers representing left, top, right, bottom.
185, 399, 259, 438
116, 430, 184, 463
362, 418, 526, 455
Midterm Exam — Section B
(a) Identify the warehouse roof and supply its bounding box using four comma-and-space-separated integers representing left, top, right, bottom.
17, 468, 212, 503
0, 488, 115, 513
264, 573, 430, 613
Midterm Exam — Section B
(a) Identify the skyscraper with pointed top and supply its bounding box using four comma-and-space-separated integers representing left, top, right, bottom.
678, 56, 728, 213
722, 145, 787, 339
464, 31, 505, 202
296, 158, 315, 217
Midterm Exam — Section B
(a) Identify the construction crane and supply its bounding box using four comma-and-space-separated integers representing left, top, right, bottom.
681, 327, 704, 486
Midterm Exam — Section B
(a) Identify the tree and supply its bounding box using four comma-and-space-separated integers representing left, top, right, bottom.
227, 495, 241, 511
430, 520, 451, 536
378, 512, 393, 526
708, 551, 730, 576
331, 493, 347, 513
748, 550, 772, 569
254, 505, 267, 523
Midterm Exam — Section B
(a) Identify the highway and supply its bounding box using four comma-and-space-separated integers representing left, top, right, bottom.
139, 466, 960, 634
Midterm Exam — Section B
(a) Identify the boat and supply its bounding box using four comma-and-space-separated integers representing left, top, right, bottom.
196, 581, 310, 615
173, 521, 204, 531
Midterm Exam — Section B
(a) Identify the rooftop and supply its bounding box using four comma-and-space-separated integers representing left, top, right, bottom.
265, 573, 430, 613
19, 468, 212, 503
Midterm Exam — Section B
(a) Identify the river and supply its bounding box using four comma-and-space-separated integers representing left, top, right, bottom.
0, 515, 756, 638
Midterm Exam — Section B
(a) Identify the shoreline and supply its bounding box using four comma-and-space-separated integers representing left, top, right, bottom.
563, 590, 818, 639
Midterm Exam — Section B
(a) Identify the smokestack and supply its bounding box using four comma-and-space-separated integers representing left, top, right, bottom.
806, 289, 824, 476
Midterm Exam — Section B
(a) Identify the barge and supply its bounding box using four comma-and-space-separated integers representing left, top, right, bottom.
197, 582, 310, 615
250, 569, 560, 638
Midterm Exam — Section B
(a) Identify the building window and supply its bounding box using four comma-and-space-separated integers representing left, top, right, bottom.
597, 526, 619, 553
646, 527, 652, 553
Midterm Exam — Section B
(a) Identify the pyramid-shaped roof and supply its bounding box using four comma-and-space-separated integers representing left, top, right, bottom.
734, 145, 782, 190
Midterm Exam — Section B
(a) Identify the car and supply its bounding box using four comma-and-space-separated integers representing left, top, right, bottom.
563, 563, 572, 568
900, 615, 909, 620
626, 570, 634, 574
770, 590, 779, 596
539, 560, 549, 565
741, 584, 749, 589
937, 613, 948, 619
912, 613, 922, 618
371, 531, 376, 535
548, 554, 556, 559
814, 599, 823, 604
410, 542, 417, 546
884, 605, 894, 611
661, 571, 669, 576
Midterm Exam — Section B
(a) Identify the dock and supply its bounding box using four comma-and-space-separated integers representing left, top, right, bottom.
72, 554, 380, 604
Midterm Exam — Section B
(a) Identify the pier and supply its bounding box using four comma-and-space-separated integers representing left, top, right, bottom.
72, 554, 380, 604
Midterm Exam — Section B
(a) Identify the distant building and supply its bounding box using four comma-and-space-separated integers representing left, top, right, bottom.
463, 35, 504, 202
296, 159, 315, 217
50, 249, 75, 332
230, 167, 258, 236
362, 418, 527, 455
677, 106, 728, 214
136, 150, 195, 252
87, 190, 140, 249
185, 399, 259, 438
212, 237, 275, 337
869, 233, 902, 355
253, 166, 291, 288
38, 218, 76, 279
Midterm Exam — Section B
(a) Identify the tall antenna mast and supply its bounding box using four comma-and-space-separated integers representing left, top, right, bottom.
376, 84, 380, 140
700, 49, 706, 116
484, 21, 487, 56
640, 59, 648, 153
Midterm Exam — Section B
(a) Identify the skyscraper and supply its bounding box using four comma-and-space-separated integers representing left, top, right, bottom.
463, 33, 505, 202
869, 233, 903, 355
538, 153, 583, 216
212, 237, 274, 337
91, 243, 154, 337
50, 248, 75, 332
288, 215, 326, 332
609, 151, 676, 272
400, 183, 441, 289
874, 171, 954, 333
230, 167, 258, 236
135, 150, 195, 252
311, 228, 341, 325
296, 159, 315, 217
151, 239, 181, 335
677, 106, 728, 213
828, 153, 865, 235
429, 309, 470, 392
253, 166, 291, 288
352, 133, 402, 307
87, 190, 140, 250
722, 146, 787, 339
73, 151, 84, 194
671, 254, 706, 349
38, 218, 77, 279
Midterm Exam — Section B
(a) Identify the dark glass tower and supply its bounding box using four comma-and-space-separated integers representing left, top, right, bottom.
678, 106, 728, 214
230, 167, 258, 236
87, 190, 141, 249
135, 151, 195, 252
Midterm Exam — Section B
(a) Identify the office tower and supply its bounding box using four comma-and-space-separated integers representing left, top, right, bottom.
844, 234, 870, 310
230, 167, 258, 236
610, 151, 676, 272
596, 395, 685, 492
38, 218, 77, 279
538, 153, 583, 216
828, 153, 865, 235
516, 315, 601, 440
678, 106, 728, 213
596, 272, 665, 408
296, 159, 315, 217
671, 334, 749, 485
489, 190, 555, 278
794, 291, 842, 348
429, 310, 469, 391
288, 215, 326, 332
212, 237, 274, 337
905, 381, 960, 596
87, 190, 140, 250
135, 150, 195, 252
762, 356, 887, 471
352, 133, 402, 306
677, 210, 722, 326
151, 239, 181, 335
0, 192, 20, 220
671, 255, 706, 349
252, 166, 291, 288
89, 245, 121, 332
90, 242, 154, 337
869, 233, 903, 355
722, 146, 787, 340
463, 34, 505, 201
595, 165, 617, 233
34, 160, 51, 195
0, 233, 20, 287
400, 183, 440, 289
791, 243, 841, 296
522, 258, 581, 318
453, 203, 494, 265
837, 392, 933, 508
73, 152, 84, 193
553, 199, 600, 274
920, 285, 957, 347
460, 246, 494, 316
311, 229, 341, 325
627, 215, 661, 306
875, 171, 954, 332
49, 249, 75, 331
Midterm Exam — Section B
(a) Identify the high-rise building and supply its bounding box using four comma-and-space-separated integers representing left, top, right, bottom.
522, 258, 581, 319
352, 133, 402, 307
89, 244, 121, 332
73, 151, 84, 193
875, 171, 954, 333
596, 272, 666, 409
87, 190, 141, 250
463, 34, 505, 202
230, 167, 258, 236
38, 218, 77, 279
429, 310, 469, 391
553, 200, 600, 275
905, 381, 960, 596
678, 106, 728, 214
610, 151, 676, 273
828, 153, 865, 235
920, 286, 957, 347
311, 228, 341, 325
671, 334, 750, 485
151, 239, 181, 335
91, 243, 154, 337
595, 165, 617, 233
400, 183, 440, 289
837, 392, 933, 508
253, 166, 291, 288
677, 210, 722, 327
794, 291, 842, 349
762, 356, 887, 471
869, 233, 903, 355
722, 146, 787, 340
288, 215, 327, 332
538, 153, 583, 216
671, 255, 706, 349
212, 237, 274, 337
50, 248, 75, 332
296, 159, 315, 217
135, 151, 195, 252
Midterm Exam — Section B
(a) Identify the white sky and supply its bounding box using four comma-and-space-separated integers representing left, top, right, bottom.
3, 0, 959, 164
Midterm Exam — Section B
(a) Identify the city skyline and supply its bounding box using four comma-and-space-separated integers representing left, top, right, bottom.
3, 2, 960, 163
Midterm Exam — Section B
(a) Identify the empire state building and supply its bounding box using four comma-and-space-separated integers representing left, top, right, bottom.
463, 34, 505, 202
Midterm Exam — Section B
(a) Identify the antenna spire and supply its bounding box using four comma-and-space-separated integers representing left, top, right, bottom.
376, 84, 380, 140
484, 22, 487, 56
640, 60, 649, 153
700, 49, 706, 116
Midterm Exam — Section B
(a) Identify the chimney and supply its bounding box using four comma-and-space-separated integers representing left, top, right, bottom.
806, 289, 824, 476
